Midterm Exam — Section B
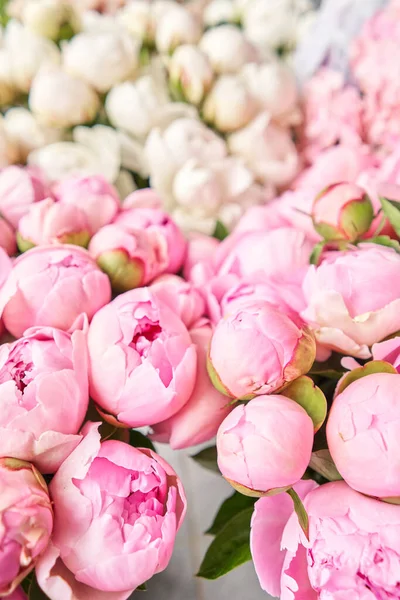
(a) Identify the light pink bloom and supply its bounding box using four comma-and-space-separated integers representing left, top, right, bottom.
217, 396, 314, 494
250, 479, 317, 598
0, 458, 53, 596
0, 326, 88, 473
88, 288, 197, 427
311, 182, 373, 241
46, 422, 186, 593
151, 320, 231, 449
252, 480, 400, 600
123, 188, 162, 210
150, 274, 205, 330
114, 206, 187, 275
0, 217, 16, 256
327, 372, 400, 499
371, 335, 400, 371
183, 233, 220, 281
301, 245, 400, 358
301, 68, 363, 161
0, 166, 49, 228
0, 245, 111, 337
208, 300, 316, 399
17, 198, 90, 250
89, 224, 159, 292
53, 175, 120, 235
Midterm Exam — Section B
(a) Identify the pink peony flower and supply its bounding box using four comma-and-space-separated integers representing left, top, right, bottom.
0, 166, 50, 228
252, 480, 400, 600
89, 224, 160, 292
41, 422, 186, 595
208, 300, 316, 399
151, 320, 231, 449
114, 206, 187, 275
217, 396, 314, 495
250, 479, 317, 598
53, 175, 120, 235
150, 274, 205, 330
17, 198, 90, 251
301, 68, 363, 161
0, 245, 111, 337
0, 217, 16, 256
0, 457, 53, 596
301, 245, 400, 358
0, 326, 89, 473
88, 287, 197, 427
327, 372, 400, 499
183, 233, 220, 281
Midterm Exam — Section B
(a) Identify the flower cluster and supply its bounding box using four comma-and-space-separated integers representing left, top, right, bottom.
0, 0, 316, 234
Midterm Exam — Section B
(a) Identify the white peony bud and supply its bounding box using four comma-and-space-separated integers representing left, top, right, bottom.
203, 74, 257, 133
242, 0, 296, 51
4, 20, 61, 93
169, 44, 214, 105
29, 66, 100, 128
116, 0, 155, 43
21, 0, 80, 40
199, 24, 259, 74
0, 50, 17, 106
241, 60, 298, 119
155, 4, 202, 54
63, 30, 140, 93
228, 113, 299, 187
0, 116, 19, 167
203, 0, 239, 27
4, 107, 64, 162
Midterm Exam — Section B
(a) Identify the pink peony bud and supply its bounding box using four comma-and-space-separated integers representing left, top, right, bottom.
0, 166, 49, 228
312, 182, 374, 242
151, 320, 231, 449
301, 245, 400, 358
17, 198, 91, 251
114, 205, 187, 275
0, 245, 111, 337
150, 274, 205, 329
0, 326, 89, 473
217, 396, 314, 495
89, 224, 159, 293
41, 422, 186, 594
208, 300, 316, 399
327, 372, 400, 499
0, 216, 16, 256
0, 458, 53, 596
53, 175, 120, 235
88, 288, 197, 427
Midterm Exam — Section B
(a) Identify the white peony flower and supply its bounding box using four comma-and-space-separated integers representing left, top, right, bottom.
116, 0, 155, 43
203, 0, 239, 27
63, 30, 140, 92
29, 66, 100, 128
4, 20, 61, 93
20, 0, 80, 40
203, 74, 258, 133
154, 4, 202, 54
169, 44, 214, 106
228, 113, 299, 187
199, 24, 259, 74
4, 107, 64, 162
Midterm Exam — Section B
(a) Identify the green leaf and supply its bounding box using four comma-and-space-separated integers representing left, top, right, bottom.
336, 360, 397, 395
309, 449, 343, 482
129, 430, 156, 452
380, 197, 400, 237
197, 507, 253, 579
213, 220, 229, 241
309, 241, 325, 265
21, 572, 50, 599
281, 376, 327, 432
286, 488, 309, 541
192, 445, 219, 473
137, 582, 147, 591
206, 491, 256, 535
364, 235, 400, 253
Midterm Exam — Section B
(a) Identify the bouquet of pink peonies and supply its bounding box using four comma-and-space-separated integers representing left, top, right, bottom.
189, 166, 400, 598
